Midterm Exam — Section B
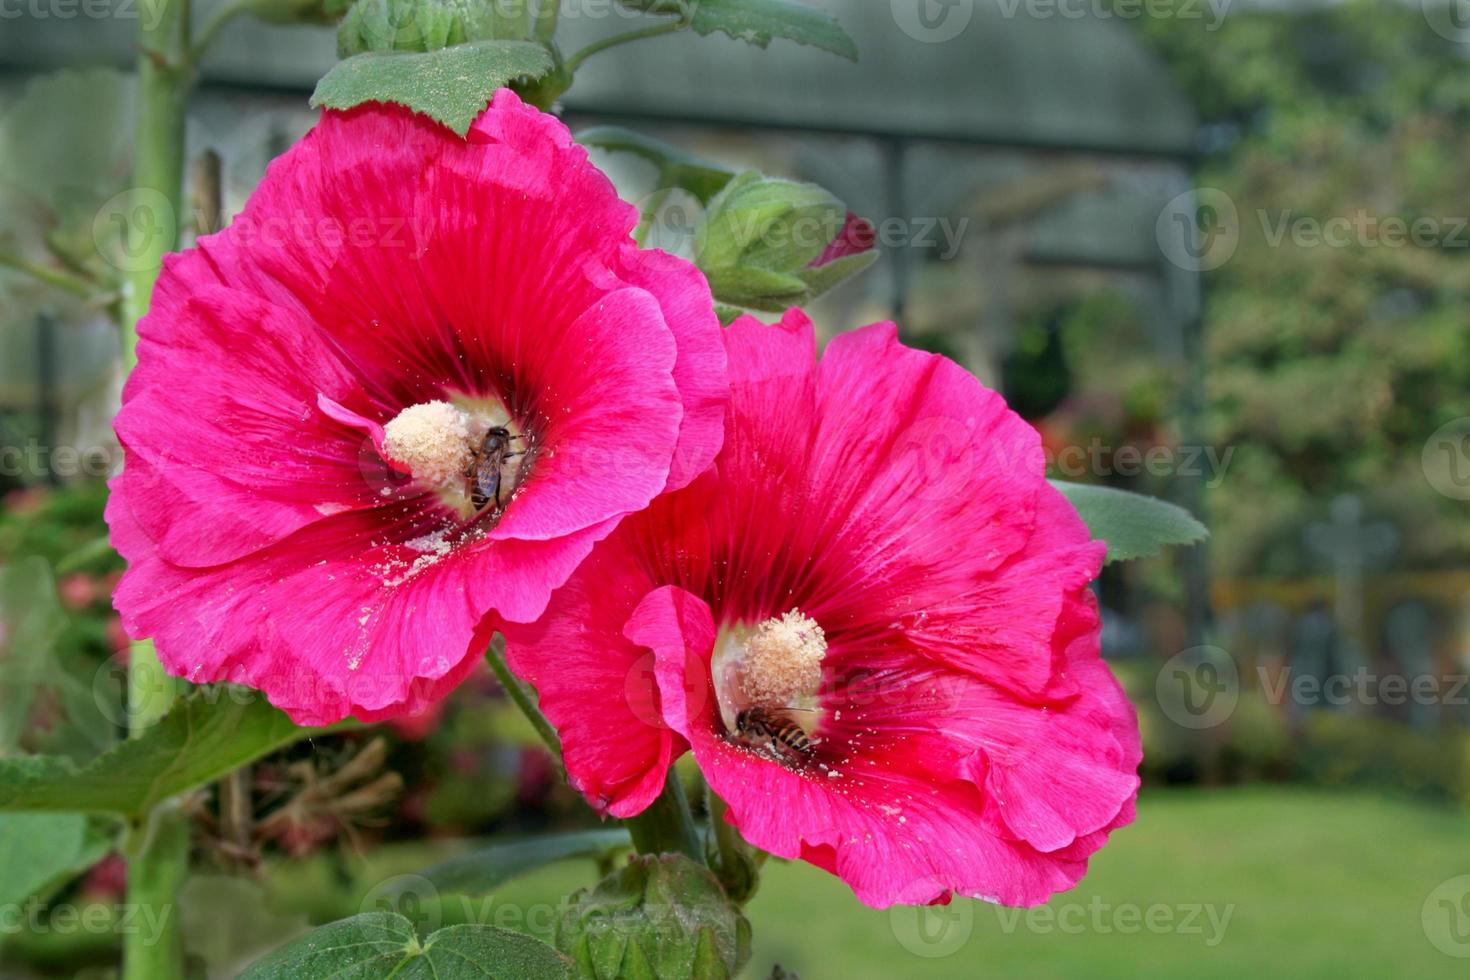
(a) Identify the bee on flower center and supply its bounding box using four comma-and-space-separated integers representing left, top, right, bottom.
734, 705, 820, 759
467, 426, 526, 515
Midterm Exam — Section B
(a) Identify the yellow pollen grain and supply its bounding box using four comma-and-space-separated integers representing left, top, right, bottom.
741, 609, 826, 706
382, 401, 475, 488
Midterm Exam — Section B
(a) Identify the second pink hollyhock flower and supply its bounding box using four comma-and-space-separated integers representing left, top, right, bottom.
107, 90, 726, 726
501, 311, 1140, 909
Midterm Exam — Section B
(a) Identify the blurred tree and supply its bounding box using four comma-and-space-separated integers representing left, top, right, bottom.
1131, 0, 1470, 577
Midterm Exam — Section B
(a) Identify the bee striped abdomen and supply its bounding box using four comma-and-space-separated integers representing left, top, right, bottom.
735, 706, 816, 756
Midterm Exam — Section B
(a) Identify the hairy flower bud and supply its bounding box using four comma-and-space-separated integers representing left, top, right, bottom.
694, 171, 876, 313
554, 855, 750, 980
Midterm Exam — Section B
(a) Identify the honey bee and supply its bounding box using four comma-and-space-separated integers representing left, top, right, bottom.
467, 427, 525, 515
734, 706, 820, 758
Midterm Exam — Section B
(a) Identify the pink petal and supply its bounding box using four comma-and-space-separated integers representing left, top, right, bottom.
109, 477, 618, 726
109, 93, 727, 724
810, 212, 877, 268
116, 286, 385, 567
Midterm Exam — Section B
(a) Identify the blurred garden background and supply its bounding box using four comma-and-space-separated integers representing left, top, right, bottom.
2, 0, 1469, 976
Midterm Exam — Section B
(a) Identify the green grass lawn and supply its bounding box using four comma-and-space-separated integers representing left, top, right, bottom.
735, 786, 1469, 979
473, 787, 1467, 979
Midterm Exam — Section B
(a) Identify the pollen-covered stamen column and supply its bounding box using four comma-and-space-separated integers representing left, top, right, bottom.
381, 399, 525, 516
714, 609, 827, 752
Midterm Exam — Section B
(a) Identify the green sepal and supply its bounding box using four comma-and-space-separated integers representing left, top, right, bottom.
695, 171, 844, 272
798, 246, 879, 297
702, 267, 811, 311
553, 854, 750, 980
337, 0, 531, 54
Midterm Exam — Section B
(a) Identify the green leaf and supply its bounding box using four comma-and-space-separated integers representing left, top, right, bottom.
0, 692, 329, 817
0, 813, 112, 909
415, 829, 630, 897
577, 126, 735, 203
239, 911, 574, 979
1051, 481, 1209, 564
311, 40, 555, 135
688, 0, 856, 61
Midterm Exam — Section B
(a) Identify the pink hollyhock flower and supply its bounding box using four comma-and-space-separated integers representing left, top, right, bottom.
107, 90, 726, 726
500, 311, 1139, 909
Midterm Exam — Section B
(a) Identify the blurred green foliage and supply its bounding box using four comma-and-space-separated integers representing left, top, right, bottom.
0, 484, 124, 761
1296, 712, 1470, 805
1132, 0, 1470, 576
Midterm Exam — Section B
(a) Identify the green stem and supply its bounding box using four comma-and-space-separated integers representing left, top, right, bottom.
121, 0, 193, 976
121, 805, 190, 980
122, 0, 190, 361
0, 250, 99, 300
486, 639, 563, 760
706, 786, 758, 903
123, 0, 192, 735
534, 0, 559, 42
564, 19, 687, 73
625, 769, 704, 863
